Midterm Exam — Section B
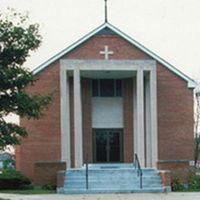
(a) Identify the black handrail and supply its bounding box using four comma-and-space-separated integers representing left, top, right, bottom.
134, 153, 143, 189
85, 154, 89, 190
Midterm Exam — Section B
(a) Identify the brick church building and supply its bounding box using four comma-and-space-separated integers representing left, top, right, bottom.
16, 22, 196, 188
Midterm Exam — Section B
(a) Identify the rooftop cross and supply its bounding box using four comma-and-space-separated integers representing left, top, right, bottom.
100, 45, 114, 60
104, 0, 108, 23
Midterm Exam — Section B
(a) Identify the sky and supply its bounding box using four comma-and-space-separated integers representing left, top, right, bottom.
1, 0, 200, 82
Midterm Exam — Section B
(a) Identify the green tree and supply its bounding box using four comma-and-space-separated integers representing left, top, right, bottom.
195, 90, 200, 167
0, 9, 52, 149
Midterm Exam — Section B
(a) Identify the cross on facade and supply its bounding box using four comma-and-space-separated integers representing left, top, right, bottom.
100, 45, 114, 60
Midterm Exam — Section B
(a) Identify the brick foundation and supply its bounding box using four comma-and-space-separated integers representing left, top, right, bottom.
57, 171, 65, 187
159, 170, 171, 192
157, 160, 194, 184
34, 161, 66, 185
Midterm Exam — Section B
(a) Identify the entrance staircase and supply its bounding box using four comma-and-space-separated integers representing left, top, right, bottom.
60, 163, 165, 194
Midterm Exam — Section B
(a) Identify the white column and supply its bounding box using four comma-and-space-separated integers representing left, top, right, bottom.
150, 68, 158, 168
74, 68, 83, 167
145, 74, 152, 167
133, 77, 137, 160
60, 68, 71, 168
136, 69, 145, 167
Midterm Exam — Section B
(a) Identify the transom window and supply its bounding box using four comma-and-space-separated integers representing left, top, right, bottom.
92, 79, 122, 97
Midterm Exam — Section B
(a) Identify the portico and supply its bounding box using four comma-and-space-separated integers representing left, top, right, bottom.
60, 59, 158, 168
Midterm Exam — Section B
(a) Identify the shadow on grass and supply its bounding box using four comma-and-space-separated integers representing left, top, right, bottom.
0, 188, 56, 195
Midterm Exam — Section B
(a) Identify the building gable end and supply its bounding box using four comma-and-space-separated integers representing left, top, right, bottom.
33, 23, 196, 88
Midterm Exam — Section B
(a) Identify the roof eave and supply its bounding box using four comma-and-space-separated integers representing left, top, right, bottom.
33, 23, 108, 75
106, 23, 197, 89
33, 22, 197, 89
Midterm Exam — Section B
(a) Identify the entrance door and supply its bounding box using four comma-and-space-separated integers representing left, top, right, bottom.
93, 129, 123, 163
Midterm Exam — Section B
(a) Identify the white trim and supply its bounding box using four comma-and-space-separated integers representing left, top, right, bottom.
33, 22, 196, 88
60, 59, 155, 71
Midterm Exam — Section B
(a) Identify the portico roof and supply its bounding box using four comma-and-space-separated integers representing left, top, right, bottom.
33, 22, 196, 89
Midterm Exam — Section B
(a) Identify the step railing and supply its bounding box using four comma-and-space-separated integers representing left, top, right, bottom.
85, 154, 89, 190
134, 153, 143, 189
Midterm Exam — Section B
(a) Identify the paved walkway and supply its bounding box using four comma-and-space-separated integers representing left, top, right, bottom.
0, 193, 200, 200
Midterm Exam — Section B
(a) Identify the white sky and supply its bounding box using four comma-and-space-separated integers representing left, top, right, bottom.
1, 0, 200, 82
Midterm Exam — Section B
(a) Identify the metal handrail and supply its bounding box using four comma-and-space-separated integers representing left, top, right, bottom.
85, 154, 89, 190
134, 153, 143, 189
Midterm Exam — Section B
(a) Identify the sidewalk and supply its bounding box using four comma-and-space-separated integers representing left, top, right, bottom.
0, 193, 200, 200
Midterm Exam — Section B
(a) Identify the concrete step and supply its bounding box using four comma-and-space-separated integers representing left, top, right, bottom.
66, 172, 159, 178
64, 184, 162, 189
63, 187, 164, 194
60, 164, 165, 194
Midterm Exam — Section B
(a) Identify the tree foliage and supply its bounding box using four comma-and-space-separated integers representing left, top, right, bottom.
0, 9, 52, 149
194, 90, 200, 167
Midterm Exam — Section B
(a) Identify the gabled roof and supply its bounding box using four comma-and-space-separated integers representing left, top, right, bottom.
33, 22, 196, 89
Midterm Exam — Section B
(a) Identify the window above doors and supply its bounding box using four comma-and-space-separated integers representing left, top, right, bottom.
92, 79, 122, 97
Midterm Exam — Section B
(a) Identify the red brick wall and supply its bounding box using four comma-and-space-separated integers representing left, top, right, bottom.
82, 78, 93, 163
16, 33, 194, 181
64, 36, 150, 60
16, 61, 61, 181
157, 63, 194, 161
123, 78, 133, 162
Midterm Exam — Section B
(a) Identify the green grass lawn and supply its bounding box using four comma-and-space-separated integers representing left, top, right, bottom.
0, 188, 56, 195
0, 198, 9, 200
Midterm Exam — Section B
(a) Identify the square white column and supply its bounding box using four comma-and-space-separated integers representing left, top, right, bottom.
133, 77, 137, 159
145, 73, 152, 167
136, 69, 145, 167
150, 68, 158, 168
60, 68, 71, 168
74, 68, 83, 167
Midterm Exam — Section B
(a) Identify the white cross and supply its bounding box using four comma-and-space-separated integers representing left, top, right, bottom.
99, 45, 114, 60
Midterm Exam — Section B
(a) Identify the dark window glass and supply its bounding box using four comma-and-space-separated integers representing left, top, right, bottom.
94, 130, 122, 163
108, 131, 121, 162
92, 79, 122, 97
92, 80, 99, 96
100, 79, 114, 97
96, 132, 107, 162
116, 80, 122, 96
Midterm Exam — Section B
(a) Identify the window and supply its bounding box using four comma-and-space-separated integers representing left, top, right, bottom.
92, 79, 122, 97
116, 79, 122, 96
92, 79, 99, 96
100, 79, 114, 96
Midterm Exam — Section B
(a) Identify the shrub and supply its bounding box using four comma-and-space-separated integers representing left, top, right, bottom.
3, 159, 15, 169
0, 169, 31, 189
41, 184, 56, 190
188, 172, 200, 190
171, 176, 185, 191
